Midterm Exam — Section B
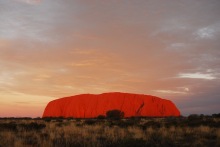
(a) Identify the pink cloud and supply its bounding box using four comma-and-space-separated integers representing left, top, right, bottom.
15, 0, 41, 5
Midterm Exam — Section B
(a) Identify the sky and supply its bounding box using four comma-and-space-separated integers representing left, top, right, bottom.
0, 0, 220, 117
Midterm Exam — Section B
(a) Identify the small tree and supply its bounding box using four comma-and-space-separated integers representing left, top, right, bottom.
106, 109, 124, 120
97, 115, 106, 119
188, 114, 199, 120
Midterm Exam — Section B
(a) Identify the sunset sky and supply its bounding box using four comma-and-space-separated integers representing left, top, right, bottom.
0, 0, 220, 117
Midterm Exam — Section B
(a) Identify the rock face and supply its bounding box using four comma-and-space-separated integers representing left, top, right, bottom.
42, 92, 180, 118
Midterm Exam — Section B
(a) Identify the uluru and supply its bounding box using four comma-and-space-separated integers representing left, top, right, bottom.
42, 92, 180, 118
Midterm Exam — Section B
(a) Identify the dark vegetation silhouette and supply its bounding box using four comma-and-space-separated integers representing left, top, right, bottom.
0, 113, 219, 146
106, 109, 125, 120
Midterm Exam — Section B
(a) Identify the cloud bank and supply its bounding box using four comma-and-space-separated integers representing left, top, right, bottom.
0, 0, 220, 116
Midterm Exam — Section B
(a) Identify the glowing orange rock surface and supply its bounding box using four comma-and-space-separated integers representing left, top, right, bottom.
42, 92, 180, 118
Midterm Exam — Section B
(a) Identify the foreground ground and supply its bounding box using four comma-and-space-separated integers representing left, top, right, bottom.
0, 115, 220, 147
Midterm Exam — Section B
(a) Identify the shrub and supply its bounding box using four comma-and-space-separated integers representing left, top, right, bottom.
212, 113, 220, 118
67, 117, 74, 120
106, 110, 124, 120
142, 121, 161, 129
97, 115, 106, 119
188, 114, 199, 120
19, 122, 46, 131
84, 119, 97, 125
114, 119, 139, 128
0, 122, 17, 131
43, 117, 53, 122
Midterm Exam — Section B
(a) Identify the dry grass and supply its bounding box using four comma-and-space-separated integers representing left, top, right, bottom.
0, 116, 219, 147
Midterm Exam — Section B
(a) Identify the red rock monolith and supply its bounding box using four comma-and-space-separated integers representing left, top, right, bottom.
42, 92, 180, 118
